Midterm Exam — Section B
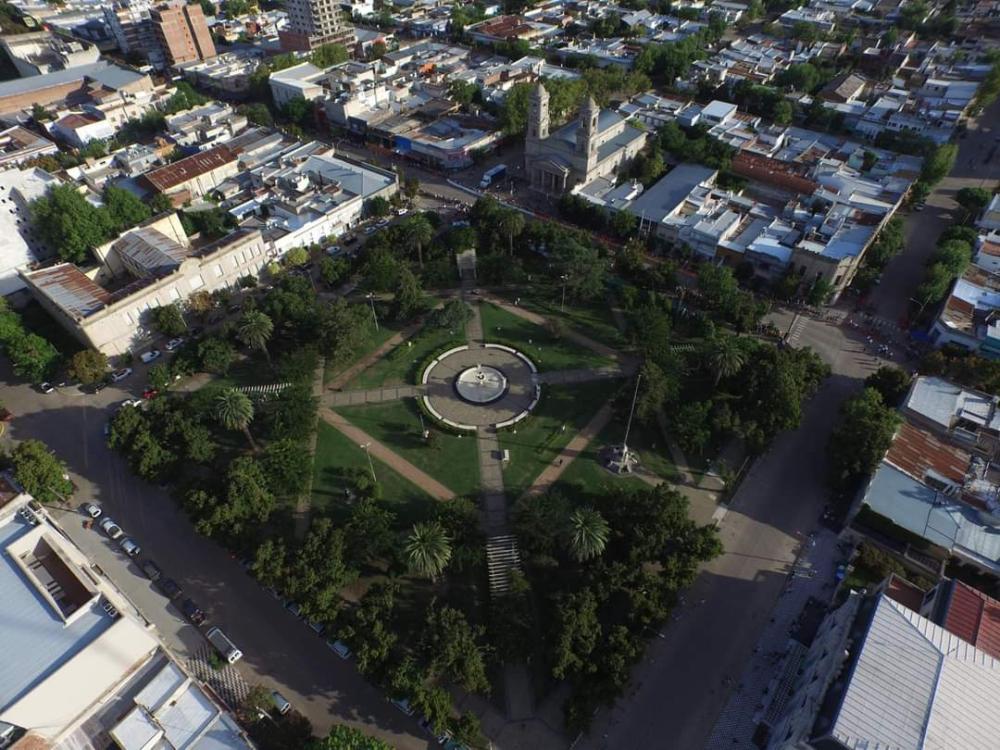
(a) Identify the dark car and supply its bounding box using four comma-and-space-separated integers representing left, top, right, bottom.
180, 597, 206, 626
141, 560, 162, 581
157, 577, 182, 599
342, 235, 359, 246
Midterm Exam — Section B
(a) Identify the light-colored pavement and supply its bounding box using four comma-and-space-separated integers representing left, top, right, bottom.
318, 406, 456, 501
0, 365, 431, 749
326, 384, 426, 406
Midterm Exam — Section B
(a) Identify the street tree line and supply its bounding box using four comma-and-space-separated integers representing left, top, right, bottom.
0, 298, 60, 383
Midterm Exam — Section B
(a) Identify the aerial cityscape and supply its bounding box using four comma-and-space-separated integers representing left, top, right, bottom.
0, 0, 999, 748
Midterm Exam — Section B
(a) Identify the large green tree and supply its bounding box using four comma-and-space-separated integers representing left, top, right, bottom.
30, 183, 114, 263
404, 521, 452, 580
564, 507, 610, 562
401, 214, 433, 267
67, 349, 108, 385
7, 439, 73, 504
237, 310, 274, 363
308, 725, 392, 750
828, 387, 901, 491
419, 604, 491, 694
215, 388, 256, 451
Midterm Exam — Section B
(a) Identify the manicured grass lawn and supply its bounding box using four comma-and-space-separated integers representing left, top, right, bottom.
347, 325, 463, 389
311, 421, 436, 527
552, 417, 679, 501
335, 400, 480, 497
478, 303, 616, 372
323, 324, 398, 385
498, 380, 616, 498
513, 289, 627, 350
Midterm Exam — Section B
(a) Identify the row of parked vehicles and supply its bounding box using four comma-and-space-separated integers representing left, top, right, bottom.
257, 573, 465, 746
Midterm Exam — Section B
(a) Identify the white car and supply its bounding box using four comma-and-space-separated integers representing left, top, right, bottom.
120, 398, 143, 409
140, 349, 161, 364
119, 537, 141, 557
99, 517, 124, 540
111, 368, 132, 382
84, 503, 102, 519
396, 208, 408, 216
164, 337, 185, 351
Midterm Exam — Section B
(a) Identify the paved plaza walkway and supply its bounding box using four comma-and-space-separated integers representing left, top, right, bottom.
327, 384, 426, 406
317, 407, 456, 501
327, 318, 426, 390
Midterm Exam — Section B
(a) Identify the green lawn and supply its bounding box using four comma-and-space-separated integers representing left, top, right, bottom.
498, 381, 616, 498
347, 325, 463, 389
323, 324, 398, 385
311, 421, 436, 527
478, 303, 615, 372
513, 289, 627, 350
552, 416, 679, 502
334, 400, 480, 497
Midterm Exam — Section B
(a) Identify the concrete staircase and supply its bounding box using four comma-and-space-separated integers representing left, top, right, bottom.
485, 534, 522, 595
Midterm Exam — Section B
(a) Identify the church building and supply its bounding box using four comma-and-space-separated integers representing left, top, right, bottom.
523, 82, 648, 194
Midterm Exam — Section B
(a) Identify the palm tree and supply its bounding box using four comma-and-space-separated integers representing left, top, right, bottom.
497, 209, 525, 257
403, 215, 433, 268
237, 311, 273, 364
705, 335, 746, 386
564, 507, 609, 562
404, 521, 452, 580
215, 388, 256, 451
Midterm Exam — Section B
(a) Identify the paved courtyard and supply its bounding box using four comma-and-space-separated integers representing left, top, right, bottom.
423, 345, 538, 428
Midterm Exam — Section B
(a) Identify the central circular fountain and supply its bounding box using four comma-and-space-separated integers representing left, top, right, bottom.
454, 364, 508, 404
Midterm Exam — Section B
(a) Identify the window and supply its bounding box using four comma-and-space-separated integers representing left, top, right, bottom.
215, 264, 224, 277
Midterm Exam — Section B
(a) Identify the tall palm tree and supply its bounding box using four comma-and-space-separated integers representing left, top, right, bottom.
403, 215, 434, 268
215, 388, 257, 452
497, 209, 525, 257
404, 521, 452, 580
237, 311, 274, 364
564, 507, 609, 562
705, 335, 746, 386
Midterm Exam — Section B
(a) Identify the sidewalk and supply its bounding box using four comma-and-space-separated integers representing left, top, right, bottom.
318, 407, 456, 501
523, 400, 615, 497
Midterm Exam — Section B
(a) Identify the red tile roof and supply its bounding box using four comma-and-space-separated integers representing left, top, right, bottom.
943, 580, 1000, 660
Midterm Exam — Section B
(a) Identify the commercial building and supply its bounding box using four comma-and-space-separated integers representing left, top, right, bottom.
151, 1, 216, 67
0, 61, 155, 118
139, 144, 240, 203
280, 0, 355, 52
177, 50, 263, 99
766, 588, 1000, 750
0, 477, 254, 749
20, 213, 272, 355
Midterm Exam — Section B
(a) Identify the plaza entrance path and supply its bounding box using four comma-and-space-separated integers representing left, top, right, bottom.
317, 407, 456, 502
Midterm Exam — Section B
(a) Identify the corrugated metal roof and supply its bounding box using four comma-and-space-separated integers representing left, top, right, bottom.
886, 421, 971, 486
0, 515, 112, 712
113, 227, 190, 276
24, 263, 111, 320
831, 594, 1000, 750
142, 145, 235, 192
944, 581, 1000, 661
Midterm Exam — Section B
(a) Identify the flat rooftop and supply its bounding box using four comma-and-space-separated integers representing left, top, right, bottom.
0, 514, 111, 712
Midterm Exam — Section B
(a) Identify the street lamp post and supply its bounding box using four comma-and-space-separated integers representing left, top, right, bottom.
560, 274, 568, 312
360, 442, 377, 483
366, 292, 380, 331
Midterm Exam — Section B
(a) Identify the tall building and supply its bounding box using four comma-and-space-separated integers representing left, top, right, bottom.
151, 2, 216, 67
280, 0, 355, 52
103, 0, 165, 69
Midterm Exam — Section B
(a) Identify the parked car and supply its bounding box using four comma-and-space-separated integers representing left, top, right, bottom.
271, 691, 292, 716
364, 226, 377, 235
325, 245, 342, 256
396, 208, 408, 216
327, 639, 352, 660
83, 503, 102, 519
85, 380, 108, 394
103, 421, 111, 438
142, 388, 159, 400
164, 337, 185, 351
376, 219, 390, 227
141, 560, 162, 581
343, 235, 358, 246
139, 349, 161, 364
111, 368, 133, 382
99, 517, 124, 540
390, 697, 415, 716
286, 601, 303, 618
119, 537, 141, 557
120, 398, 143, 409
180, 598, 206, 625
38, 382, 55, 394
157, 577, 182, 599
419, 717, 450, 744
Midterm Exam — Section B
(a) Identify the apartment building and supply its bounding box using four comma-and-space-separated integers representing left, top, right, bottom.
280, 0, 356, 52
151, 2, 216, 67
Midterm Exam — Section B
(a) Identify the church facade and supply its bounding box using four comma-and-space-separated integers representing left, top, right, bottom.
523, 83, 648, 194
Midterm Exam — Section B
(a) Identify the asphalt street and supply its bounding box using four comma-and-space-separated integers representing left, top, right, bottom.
872, 97, 1000, 324
0, 359, 432, 749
